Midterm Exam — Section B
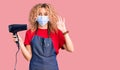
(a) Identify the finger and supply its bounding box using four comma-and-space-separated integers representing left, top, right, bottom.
60, 17, 64, 26
13, 34, 17, 38
57, 16, 61, 22
61, 16, 65, 25
57, 15, 60, 19
13, 37, 18, 42
13, 37, 18, 41
63, 17, 65, 24
62, 17, 66, 27
58, 16, 61, 23
59, 16, 62, 22
57, 20, 60, 25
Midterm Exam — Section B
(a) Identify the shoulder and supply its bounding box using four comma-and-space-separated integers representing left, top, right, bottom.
54, 29, 64, 39
57, 29, 63, 36
26, 29, 31, 34
50, 29, 63, 38
25, 29, 35, 36
26, 29, 35, 34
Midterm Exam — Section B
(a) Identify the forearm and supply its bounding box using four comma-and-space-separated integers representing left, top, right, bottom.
64, 33, 74, 52
19, 41, 32, 61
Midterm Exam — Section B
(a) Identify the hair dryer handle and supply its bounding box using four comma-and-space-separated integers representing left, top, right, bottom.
13, 33, 20, 49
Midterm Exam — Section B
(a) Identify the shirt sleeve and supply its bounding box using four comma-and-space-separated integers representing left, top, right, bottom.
24, 30, 32, 45
58, 29, 65, 49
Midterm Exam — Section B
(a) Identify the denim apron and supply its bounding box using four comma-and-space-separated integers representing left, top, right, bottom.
29, 29, 59, 70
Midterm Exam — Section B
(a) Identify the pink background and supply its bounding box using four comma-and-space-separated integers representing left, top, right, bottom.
0, 0, 120, 70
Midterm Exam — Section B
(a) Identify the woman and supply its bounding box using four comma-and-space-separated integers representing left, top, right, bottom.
13, 3, 74, 70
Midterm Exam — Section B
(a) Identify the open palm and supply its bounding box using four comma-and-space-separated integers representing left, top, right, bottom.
57, 16, 67, 33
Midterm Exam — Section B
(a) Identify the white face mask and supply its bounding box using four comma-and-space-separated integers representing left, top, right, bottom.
36, 16, 49, 26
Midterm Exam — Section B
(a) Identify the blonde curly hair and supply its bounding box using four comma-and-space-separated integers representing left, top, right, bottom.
29, 3, 58, 33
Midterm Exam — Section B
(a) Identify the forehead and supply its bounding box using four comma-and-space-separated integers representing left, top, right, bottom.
37, 8, 48, 13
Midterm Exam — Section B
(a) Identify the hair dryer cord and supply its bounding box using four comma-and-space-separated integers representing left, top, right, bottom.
14, 33, 20, 70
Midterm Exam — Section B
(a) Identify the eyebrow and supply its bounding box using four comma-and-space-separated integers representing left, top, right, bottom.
38, 12, 48, 15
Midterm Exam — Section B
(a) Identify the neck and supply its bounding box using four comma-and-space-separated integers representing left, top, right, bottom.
38, 24, 48, 29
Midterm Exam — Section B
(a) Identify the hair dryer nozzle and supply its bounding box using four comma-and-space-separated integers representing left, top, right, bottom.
8, 24, 27, 34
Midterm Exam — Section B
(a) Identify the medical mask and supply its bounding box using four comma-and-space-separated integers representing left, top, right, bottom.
36, 16, 49, 26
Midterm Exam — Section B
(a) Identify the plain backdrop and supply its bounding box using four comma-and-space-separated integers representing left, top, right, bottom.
0, 0, 120, 70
